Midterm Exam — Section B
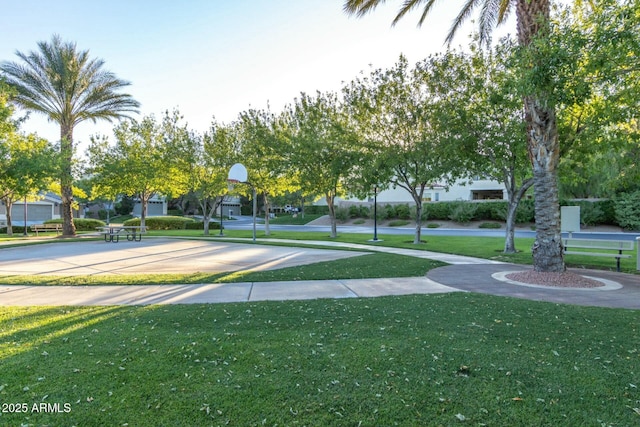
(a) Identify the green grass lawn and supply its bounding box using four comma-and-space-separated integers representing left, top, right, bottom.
1, 294, 639, 426
267, 213, 324, 225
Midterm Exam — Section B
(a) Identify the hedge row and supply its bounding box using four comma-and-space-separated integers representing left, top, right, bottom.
44, 218, 106, 231
123, 216, 220, 230
326, 198, 635, 228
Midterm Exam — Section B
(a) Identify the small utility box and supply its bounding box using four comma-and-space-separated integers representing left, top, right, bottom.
561, 206, 581, 236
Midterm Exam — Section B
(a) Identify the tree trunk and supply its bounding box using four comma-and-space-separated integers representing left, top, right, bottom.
504, 200, 518, 254
203, 216, 210, 235
503, 178, 534, 254
4, 199, 13, 237
140, 193, 149, 229
60, 124, 76, 237
413, 200, 423, 244
516, 0, 564, 271
526, 98, 565, 272
263, 192, 271, 237
326, 191, 338, 238
411, 186, 426, 244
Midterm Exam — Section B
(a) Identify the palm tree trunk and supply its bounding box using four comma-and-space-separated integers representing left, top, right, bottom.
525, 97, 565, 272
516, 0, 565, 272
60, 124, 77, 237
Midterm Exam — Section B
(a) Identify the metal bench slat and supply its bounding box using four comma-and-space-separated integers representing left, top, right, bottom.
563, 239, 634, 250
564, 251, 631, 258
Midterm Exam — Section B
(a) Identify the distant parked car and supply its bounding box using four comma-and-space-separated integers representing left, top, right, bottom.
284, 205, 299, 213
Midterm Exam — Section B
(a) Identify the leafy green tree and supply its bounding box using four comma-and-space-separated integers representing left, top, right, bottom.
0, 133, 59, 236
1, 83, 59, 235
1, 35, 139, 236
284, 92, 360, 238
344, 56, 464, 244
86, 112, 185, 229
550, 0, 640, 196
180, 120, 240, 235
344, 0, 567, 270
423, 41, 533, 253
236, 108, 296, 236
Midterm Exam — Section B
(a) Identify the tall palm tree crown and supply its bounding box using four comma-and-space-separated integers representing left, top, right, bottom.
344, 0, 567, 272
1, 35, 140, 236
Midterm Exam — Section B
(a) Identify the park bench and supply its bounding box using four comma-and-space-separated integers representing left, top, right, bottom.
97, 225, 146, 243
31, 223, 62, 236
563, 238, 634, 272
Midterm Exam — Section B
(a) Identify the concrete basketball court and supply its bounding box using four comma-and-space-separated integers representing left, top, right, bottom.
0, 238, 367, 276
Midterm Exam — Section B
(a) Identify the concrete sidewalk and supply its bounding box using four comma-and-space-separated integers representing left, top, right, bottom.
0, 277, 460, 306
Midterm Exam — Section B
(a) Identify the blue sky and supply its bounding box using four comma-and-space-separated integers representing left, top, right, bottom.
1, 1, 516, 150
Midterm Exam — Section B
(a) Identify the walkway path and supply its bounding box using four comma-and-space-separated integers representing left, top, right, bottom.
0, 237, 638, 309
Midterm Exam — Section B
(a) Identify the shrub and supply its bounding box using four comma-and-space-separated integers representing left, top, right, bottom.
515, 199, 535, 223
184, 221, 221, 230
123, 216, 195, 230
384, 204, 396, 220
423, 202, 451, 220
98, 209, 115, 220
45, 218, 105, 231
395, 204, 411, 220
358, 205, 370, 218
167, 208, 183, 216
388, 220, 410, 227
595, 199, 616, 225
489, 202, 508, 221
474, 201, 507, 221
614, 191, 640, 230
575, 201, 604, 226
448, 201, 477, 224
348, 205, 360, 218
0, 225, 26, 234
334, 207, 349, 222
115, 196, 134, 216
304, 205, 330, 215
426, 223, 440, 228
479, 222, 502, 229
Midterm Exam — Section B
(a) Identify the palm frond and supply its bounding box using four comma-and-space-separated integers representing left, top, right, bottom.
0, 34, 140, 135
446, 0, 480, 45
343, 0, 388, 17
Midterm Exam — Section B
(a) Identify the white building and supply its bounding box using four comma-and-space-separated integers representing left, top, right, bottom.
318, 177, 506, 207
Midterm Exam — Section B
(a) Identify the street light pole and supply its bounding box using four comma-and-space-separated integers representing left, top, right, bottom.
252, 186, 257, 242
23, 196, 28, 236
219, 195, 225, 236
372, 186, 378, 242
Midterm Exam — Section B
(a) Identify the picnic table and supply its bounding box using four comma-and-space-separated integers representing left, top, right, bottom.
97, 225, 146, 243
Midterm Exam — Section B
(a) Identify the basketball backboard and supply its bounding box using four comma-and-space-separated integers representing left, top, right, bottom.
228, 163, 248, 183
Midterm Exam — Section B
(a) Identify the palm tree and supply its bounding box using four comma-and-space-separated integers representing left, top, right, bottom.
0, 35, 140, 236
344, 0, 566, 272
